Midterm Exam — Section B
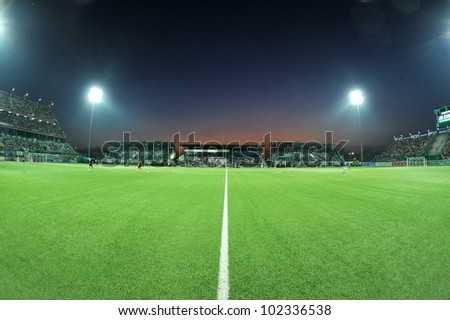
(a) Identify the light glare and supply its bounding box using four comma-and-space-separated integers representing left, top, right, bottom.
349, 90, 364, 106
88, 87, 103, 104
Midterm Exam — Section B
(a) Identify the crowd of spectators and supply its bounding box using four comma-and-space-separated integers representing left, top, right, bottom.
0, 90, 64, 137
0, 90, 77, 160
374, 135, 433, 162
0, 134, 77, 158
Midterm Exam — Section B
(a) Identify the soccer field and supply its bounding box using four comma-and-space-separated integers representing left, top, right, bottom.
1, 162, 449, 300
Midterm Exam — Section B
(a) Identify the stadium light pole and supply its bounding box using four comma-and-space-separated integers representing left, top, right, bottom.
87, 87, 103, 161
349, 89, 364, 164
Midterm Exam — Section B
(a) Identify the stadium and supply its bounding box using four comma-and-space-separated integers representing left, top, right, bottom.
1, 88, 449, 301
2, 6, 450, 319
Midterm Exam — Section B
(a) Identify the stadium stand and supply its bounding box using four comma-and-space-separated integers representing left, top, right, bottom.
427, 132, 450, 159
0, 90, 77, 162
373, 134, 433, 162
269, 143, 343, 167
100, 141, 174, 166
371, 131, 450, 162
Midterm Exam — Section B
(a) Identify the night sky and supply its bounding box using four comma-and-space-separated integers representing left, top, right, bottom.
1, 0, 450, 150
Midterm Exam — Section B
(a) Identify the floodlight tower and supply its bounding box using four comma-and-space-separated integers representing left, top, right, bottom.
87, 87, 103, 160
349, 89, 364, 164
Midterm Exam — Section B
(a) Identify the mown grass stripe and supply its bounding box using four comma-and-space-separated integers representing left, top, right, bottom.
217, 167, 229, 300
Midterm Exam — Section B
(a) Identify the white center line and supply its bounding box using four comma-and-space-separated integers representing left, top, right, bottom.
217, 167, 229, 300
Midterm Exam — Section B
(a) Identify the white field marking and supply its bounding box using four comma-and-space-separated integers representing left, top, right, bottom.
217, 167, 229, 300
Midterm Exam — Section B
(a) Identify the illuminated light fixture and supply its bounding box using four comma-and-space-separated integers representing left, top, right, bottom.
88, 87, 103, 104
349, 90, 364, 105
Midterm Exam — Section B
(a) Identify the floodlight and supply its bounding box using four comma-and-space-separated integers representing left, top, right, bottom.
88, 87, 103, 104
349, 90, 364, 106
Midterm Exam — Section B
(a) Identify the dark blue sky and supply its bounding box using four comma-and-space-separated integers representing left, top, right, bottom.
1, 0, 450, 150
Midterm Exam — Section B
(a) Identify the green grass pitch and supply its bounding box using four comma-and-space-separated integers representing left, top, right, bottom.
1, 162, 449, 299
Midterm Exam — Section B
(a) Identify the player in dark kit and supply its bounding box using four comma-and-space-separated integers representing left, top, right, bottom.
136, 160, 143, 173
88, 159, 94, 171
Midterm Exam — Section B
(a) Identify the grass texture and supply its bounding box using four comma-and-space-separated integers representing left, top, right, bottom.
0, 162, 448, 299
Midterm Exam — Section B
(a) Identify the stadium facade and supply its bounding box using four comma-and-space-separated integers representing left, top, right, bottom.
0, 90, 77, 162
